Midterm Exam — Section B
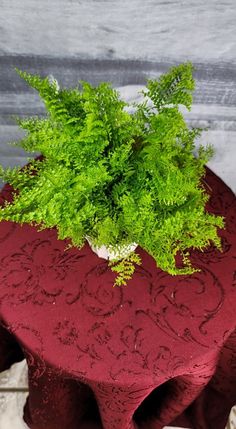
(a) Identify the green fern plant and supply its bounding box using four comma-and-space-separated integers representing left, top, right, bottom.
0, 62, 225, 286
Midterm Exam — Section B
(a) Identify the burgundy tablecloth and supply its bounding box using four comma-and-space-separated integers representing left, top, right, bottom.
0, 167, 236, 429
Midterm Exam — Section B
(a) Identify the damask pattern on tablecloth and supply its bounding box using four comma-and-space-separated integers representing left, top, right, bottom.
0, 237, 86, 306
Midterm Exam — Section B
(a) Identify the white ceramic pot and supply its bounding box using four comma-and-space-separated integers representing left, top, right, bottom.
86, 236, 138, 261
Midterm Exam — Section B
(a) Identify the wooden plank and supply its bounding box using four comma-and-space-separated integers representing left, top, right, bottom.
0, 0, 236, 64
0, 391, 28, 429
0, 56, 236, 130
0, 361, 28, 389
0, 55, 236, 103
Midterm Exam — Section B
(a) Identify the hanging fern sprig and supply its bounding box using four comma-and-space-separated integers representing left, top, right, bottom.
109, 252, 142, 287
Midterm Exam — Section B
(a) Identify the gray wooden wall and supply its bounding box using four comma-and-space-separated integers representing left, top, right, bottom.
0, 0, 236, 191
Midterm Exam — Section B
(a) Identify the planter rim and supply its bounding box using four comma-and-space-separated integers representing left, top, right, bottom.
86, 236, 138, 260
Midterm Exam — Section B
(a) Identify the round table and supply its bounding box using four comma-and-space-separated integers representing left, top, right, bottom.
0, 167, 236, 429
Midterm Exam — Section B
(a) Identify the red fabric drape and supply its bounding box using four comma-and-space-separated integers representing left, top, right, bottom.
0, 166, 236, 429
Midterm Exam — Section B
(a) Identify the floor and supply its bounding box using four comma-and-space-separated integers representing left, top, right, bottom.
0, 360, 235, 429
0, 360, 28, 429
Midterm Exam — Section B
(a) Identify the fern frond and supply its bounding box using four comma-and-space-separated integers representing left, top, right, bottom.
109, 252, 142, 287
143, 62, 195, 111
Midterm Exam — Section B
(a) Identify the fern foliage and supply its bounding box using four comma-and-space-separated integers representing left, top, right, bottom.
0, 63, 224, 286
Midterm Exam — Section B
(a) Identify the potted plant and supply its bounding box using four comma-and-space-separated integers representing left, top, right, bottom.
0, 62, 224, 286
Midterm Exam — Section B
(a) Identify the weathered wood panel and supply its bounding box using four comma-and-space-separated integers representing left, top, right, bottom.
0, 56, 236, 124
0, 0, 236, 63
1, 55, 236, 93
